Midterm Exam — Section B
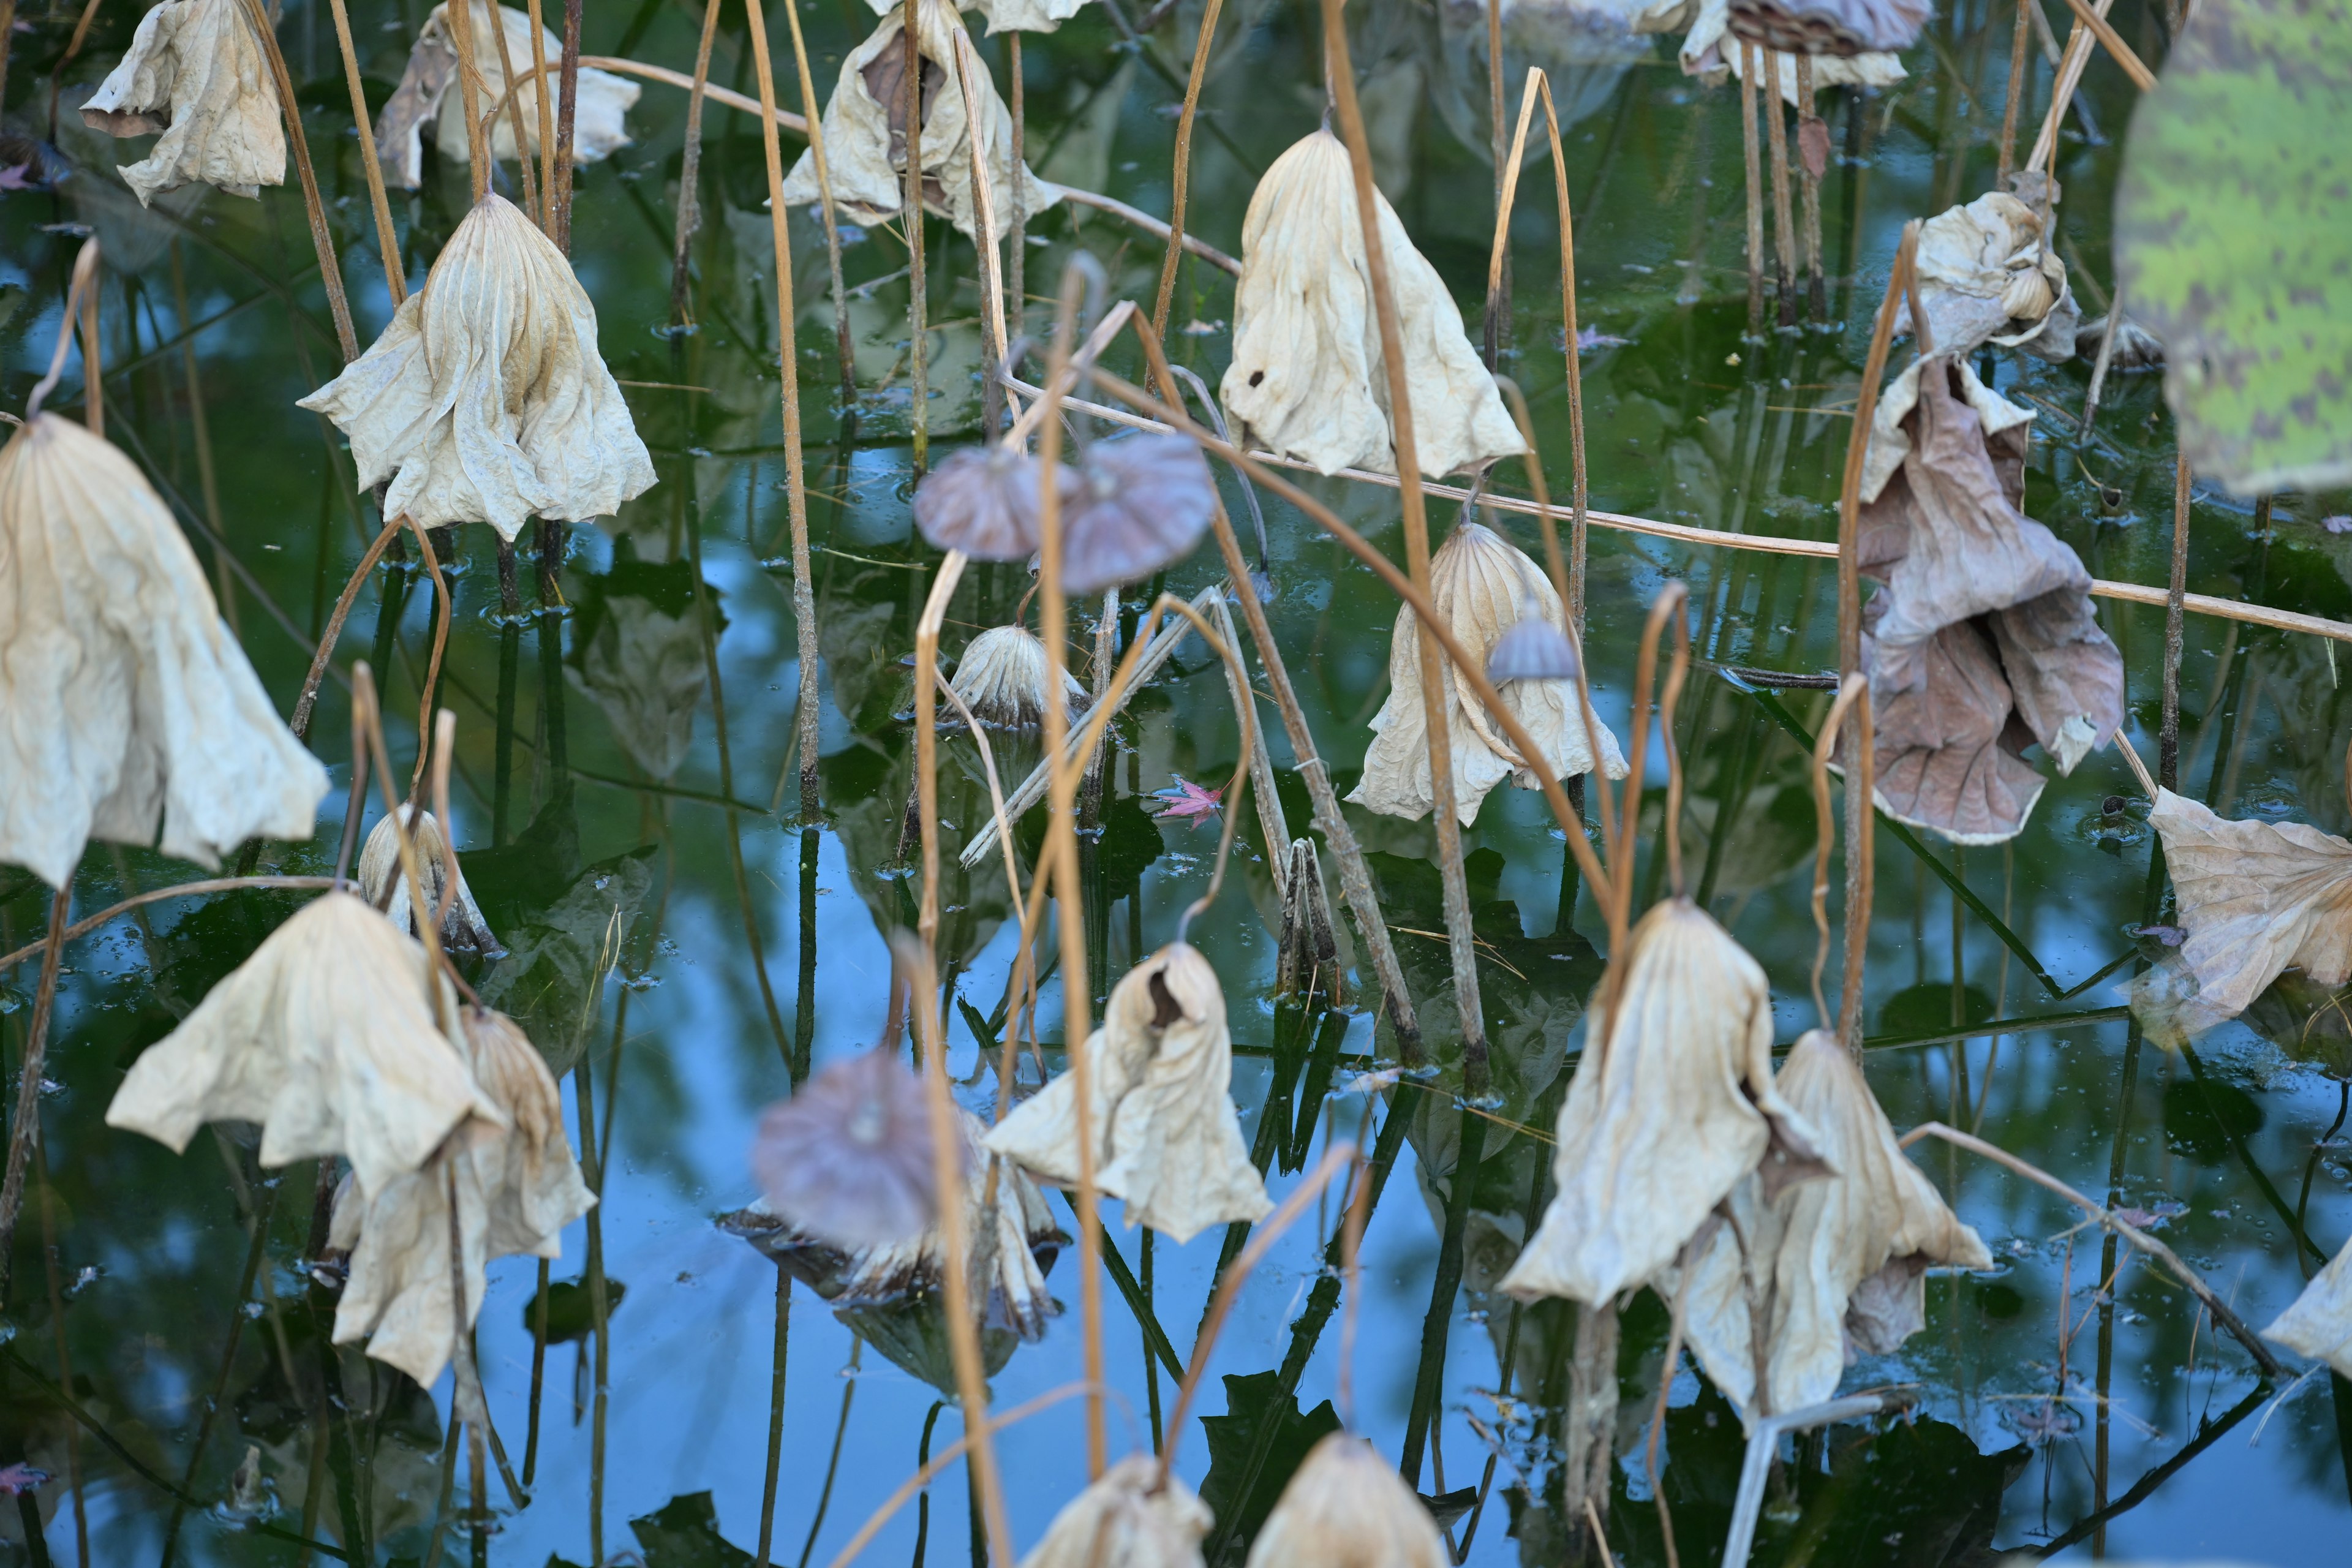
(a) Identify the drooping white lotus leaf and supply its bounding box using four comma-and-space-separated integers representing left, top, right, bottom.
780, 0, 1060, 241
1500, 897, 1828, 1307
2266, 1231, 2352, 1379
298, 193, 656, 540
1914, 188, 2078, 362
1667, 1029, 1989, 1422
1244, 1434, 1448, 1568
0, 413, 328, 889
374, 1, 639, 189
2126, 788, 2352, 1039
1349, 521, 1626, 826
986, 942, 1272, 1243
729, 1109, 1066, 1338
1020, 1455, 1209, 1568
949, 624, 1087, 727
1679, 0, 1905, 104
854, 0, 1092, 34
1856, 355, 2122, 844
1219, 129, 1525, 481
105, 891, 497, 1198
358, 805, 500, 955
80, 0, 285, 205
330, 1006, 595, 1385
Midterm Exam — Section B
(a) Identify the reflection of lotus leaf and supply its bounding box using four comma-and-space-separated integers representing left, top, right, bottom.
567, 548, 710, 781
2116, 0, 2352, 495
477, 846, 656, 1077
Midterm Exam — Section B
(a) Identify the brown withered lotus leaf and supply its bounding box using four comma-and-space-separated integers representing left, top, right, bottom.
753, 1047, 943, 1252
1350, 522, 1626, 827
374, 3, 638, 189
1499, 898, 1828, 1308
330, 1007, 595, 1385
948, 624, 1087, 728
1219, 129, 1524, 480
105, 891, 497, 1197
1857, 355, 2122, 843
358, 806, 500, 955
2131, 789, 2352, 1031
298, 194, 655, 540
985, 942, 1272, 1243
1725, 0, 1928, 55
1059, 434, 1218, 597
80, 0, 285, 205
1020, 1455, 1208, 1568
1667, 1030, 1989, 1421
1680, 0, 1905, 104
2075, 312, 2166, 370
725, 1109, 1066, 1339
780, 0, 1060, 241
913, 445, 1060, 560
0, 415, 329, 888
1243, 1433, 1448, 1568
1914, 190, 2078, 361
2266, 1232, 2352, 1379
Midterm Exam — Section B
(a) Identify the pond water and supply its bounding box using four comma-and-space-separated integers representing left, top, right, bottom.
6, 0, 2352, 1564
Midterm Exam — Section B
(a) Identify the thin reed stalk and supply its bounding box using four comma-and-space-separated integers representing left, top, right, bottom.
1740, 40, 1765, 329
0, 878, 339, 972
169, 241, 235, 631
1998, 0, 2032, 184
668, 0, 725, 326
236, 0, 358, 358
0, 885, 70, 1310
741, 0, 825, 820
1008, 36, 1025, 359
2082, 282, 2126, 432
1319, 0, 1488, 1074
783, 0, 858, 401
552, 0, 584, 249
2025, 0, 2116, 173
821, 1384, 1097, 1568
2162, 453, 2191, 790
1148, 0, 1224, 383
949, 33, 1012, 426
902, 0, 929, 471
484, 0, 543, 222
527, 0, 556, 225
443, 0, 492, 202
292, 513, 405, 741
1482, 0, 1508, 368
1795, 55, 1823, 318
401, 516, 455, 804
1763, 48, 1796, 324
326, 0, 406, 303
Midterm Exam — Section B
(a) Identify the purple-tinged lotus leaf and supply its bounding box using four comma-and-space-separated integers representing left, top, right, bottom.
1057, 433, 1219, 597
912, 445, 1065, 562
752, 1048, 948, 1251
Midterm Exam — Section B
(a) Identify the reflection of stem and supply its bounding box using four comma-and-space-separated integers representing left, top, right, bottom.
523, 1259, 549, 1485
1740, 42, 1764, 330
754, 1268, 791, 1565
34, 1126, 86, 1564
796, 1341, 859, 1568
1763, 49, 1796, 325
1401, 1113, 1482, 1485
156, 1177, 279, 1564
575, 1052, 611, 1565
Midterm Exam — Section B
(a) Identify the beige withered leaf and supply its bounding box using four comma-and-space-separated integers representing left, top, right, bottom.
1244, 1433, 1447, 1568
0, 413, 328, 889
1020, 1455, 1208, 1568
358, 806, 499, 955
1915, 187, 2078, 362
985, 942, 1271, 1243
105, 891, 496, 1197
780, 0, 1059, 241
80, 0, 285, 205
1349, 521, 1626, 826
375, 1, 639, 189
1725, 0, 1929, 55
1219, 129, 1525, 481
2128, 789, 2352, 1037
1667, 1029, 1989, 1420
1856, 355, 2122, 843
1680, 0, 1905, 104
2266, 1232, 2352, 1379
298, 193, 655, 539
729, 1108, 1066, 1338
330, 1006, 595, 1385
855, 0, 1093, 34
1500, 898, 1828, 1307
949, 624, 1087, 728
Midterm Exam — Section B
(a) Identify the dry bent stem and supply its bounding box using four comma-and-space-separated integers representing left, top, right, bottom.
325, 0, 405, 304
401, 514, 456, 805
1999, 0, 2032, 184
668, 0, 725, 325
0, 878, 340, 972
291, 513, 405, 742
2026, 0, 2117, 174
551, 0, 582, 250
741, 0, 824, 820
1148, 0, 1224, 383
527, 0, 555, 233
1319, 0, 1487, 1071
484, 0, 543, 223
1740, 40, 1765, 330
1805, 677, 1869, 1031
235, 0, 357, 359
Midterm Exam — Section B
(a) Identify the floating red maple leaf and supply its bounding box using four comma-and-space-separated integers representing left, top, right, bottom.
1149, 775, 1223, 827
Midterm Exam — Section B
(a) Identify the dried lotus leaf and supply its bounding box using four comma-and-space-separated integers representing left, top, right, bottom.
1243, 1433, 1448, 1568
1500, 898, 1828, 1308
1681, 0, 1905, 104
2266, 1231, 2352, 1379
1219, 129, 1524, 481
1914, 190, 2079, 361
374, 2, 638, 189
949, 624, 1087, 728
984, 942, 1270, 1243
358, 807, 500, 955
1725, 0, 1929, 55
1020, 1455, 1208, 1568
80, 0, 285, 205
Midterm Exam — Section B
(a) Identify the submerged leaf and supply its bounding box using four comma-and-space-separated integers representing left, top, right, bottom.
986, 942, 1271, 1243
80, 0, 285, 204
2114, 0, 2352, 495
1220, 129, 1524, 480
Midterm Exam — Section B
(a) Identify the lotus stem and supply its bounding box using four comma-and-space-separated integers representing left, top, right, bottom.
902, 0, 928, 472
1336, 1115, 1376, 1428
527, 0, 555, 230
1148, 0, 1224, 388
1482, 0, 1507, 368
1806, 676, 1869, 1031
933, 673, 1023, 923
741, 0, 824, 821
667, 0, 723, 324
2056, 0, 2157, 90
914, 552, 968, 952
291, 513, 406, 742
235, 0, 358, 358
2163, 453, 2192, 790
1740, 40, 1764, 330
1157, 1145, 1355, 1480
0, 883, 71, 1310
552, 0, 582, 250
1762, 50, 1796, 325
753, 1267, 788, 1564
1608, 586, 1692, 951
1722, 1392, 1910, 1568
165, 242, 235, 630
1212, 590, 1290, 897
1319, 0, 1488, 1074
1647, 1219, 1719, 1568
1838, 680, 1874, 1055
325, 0, 405, 304
2082, 282, 2127, 433
483, 0, 543, 222
784, 0, 857, 402
1008, 34, 1026, 362
352, 666, 456, 1027
2026, 0, 2114, 174
443, 0, 492, 203
949, 32, 1012, 432
402, 514, 454, 804
1999, 0, 2032, 183
23, 235, 97, 425
1795, 54, 1823, 319
428, 710, 461, 935
1032, 263, 1107, 1479
1898, 1123, 2286, 1379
